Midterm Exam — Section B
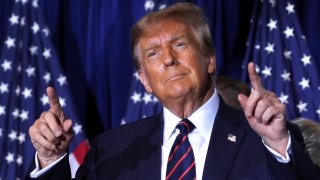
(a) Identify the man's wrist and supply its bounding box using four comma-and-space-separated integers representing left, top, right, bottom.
38, 153, 66, 169
262, 131, 292, 163
30, 152, 68, 178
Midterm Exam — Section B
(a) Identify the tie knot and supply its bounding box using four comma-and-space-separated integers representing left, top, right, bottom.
177, 119, 195, 135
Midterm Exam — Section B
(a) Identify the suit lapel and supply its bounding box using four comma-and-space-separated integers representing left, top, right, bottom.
203, 101, 247, 180
136, 114, 164, 180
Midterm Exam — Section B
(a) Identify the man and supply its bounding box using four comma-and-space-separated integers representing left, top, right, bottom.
292, 118, 320, 172
28, 3, 319, 180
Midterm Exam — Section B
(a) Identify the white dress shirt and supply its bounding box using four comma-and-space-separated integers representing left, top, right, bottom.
161, 90, 219, 180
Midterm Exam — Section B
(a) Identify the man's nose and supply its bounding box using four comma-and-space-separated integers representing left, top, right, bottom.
163, 48, 178, 67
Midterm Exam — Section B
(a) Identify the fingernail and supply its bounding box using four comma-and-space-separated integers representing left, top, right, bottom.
55, 130, 62, 137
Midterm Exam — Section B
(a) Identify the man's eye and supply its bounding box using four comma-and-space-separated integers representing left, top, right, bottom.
147, 51, 157, 58
175, 43, 186, 48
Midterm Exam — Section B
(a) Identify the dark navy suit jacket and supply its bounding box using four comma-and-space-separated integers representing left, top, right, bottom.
29, 100, 320, 180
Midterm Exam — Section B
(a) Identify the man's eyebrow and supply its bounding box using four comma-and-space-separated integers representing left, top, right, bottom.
170, 35, 188, 43
142, 35, 188, 52
142, 42, 160, 53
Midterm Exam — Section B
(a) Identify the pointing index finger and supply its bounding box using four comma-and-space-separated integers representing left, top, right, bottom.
47, 87, 65, 123
248, 62, 263, 91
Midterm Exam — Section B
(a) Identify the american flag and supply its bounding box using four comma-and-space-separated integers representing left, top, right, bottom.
0, 0, 89, 179
242, 0, 320, 122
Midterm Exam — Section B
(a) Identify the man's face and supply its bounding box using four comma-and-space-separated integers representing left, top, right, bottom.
136, 20, 216, 104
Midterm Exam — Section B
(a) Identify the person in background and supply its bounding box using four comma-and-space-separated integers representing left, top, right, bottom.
292, 117, 320, 172
216, 76, 250, 110
28, 3, 320, 180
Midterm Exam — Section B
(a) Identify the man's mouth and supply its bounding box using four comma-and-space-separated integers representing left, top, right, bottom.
166, 73, 187, 83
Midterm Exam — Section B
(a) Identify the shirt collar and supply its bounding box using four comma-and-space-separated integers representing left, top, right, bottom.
163, 89, 220, 144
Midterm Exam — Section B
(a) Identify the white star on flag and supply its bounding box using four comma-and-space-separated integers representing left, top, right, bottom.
20, 16, 25, 26
31, 22, 40, 34
142, 93, 152, 104
29, 45, 38, 55
42, 27, 50, 36
131, 91, 142, 103
22, 87, 32, 99
267, 19, 277, 31
0, 82, 9, 94
1, 59, 12, 72
283, 26, 294, 38
5, 152, 15, 164
261, 66, 272, 77
5, 36, 16, 49
8, 130, 17, 141
25, 66, 36, 77
286, 2, 295, 14
278, 93, 289, 104
144, 0, 155, 11
133, 72, 139, 81
299, 77, 310, 90
159, 3, 167, 10
317, 107, 320, 118
19, 110, 29, 121
297, 101, 308, 113
12, 108, 20, 119
15, 86, 21, 96
43, 72, 51, 83
0, 105, 6, 116
264, 42, 274, 54
9, 14, 19, 26
269, 0, 276, 7
20, 0, 28, 5
300, 54, 311, 66
73, 123, 83, 135
59, 97, 66, 107
16, 155, 23, 165
57, 74, 67, 86
280, 70, 291, 81
17, 133, 26, 144
283, 50, 292, 59
40, 94, 49, 106
43, 48, 51, 59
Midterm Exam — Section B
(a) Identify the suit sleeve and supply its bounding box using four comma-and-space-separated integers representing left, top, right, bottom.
288, 122, 320, 179
265, 122, 320, 180
26, 154, 71, 180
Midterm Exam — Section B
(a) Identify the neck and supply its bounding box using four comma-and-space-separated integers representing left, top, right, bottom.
163, 85, 215, 119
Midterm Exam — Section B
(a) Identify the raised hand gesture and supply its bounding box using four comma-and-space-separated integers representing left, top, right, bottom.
238, 62, 289, 157
29, 87, 73, 168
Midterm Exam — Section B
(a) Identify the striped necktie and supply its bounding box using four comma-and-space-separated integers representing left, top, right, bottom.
166, 119, 196, 180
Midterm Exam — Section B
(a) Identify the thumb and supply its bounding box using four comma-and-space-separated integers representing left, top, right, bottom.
238, 94, 248, 112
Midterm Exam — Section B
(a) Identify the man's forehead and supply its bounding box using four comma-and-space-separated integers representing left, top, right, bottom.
139, 22, 191, 47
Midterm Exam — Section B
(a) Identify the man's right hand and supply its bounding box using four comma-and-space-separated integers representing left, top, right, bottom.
29, 87, 73, 168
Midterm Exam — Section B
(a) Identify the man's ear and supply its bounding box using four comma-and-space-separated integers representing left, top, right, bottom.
138, 69, 153, 93
208, 56, 216, 74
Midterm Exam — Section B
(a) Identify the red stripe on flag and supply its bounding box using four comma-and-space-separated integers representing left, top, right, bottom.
72, 140, 90, 164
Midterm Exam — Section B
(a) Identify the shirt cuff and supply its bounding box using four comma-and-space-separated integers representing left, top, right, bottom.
30, 152, 67, 178
262, 131, 292, 163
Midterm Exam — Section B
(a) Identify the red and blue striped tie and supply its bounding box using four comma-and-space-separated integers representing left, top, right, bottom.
166, 119, 196, 180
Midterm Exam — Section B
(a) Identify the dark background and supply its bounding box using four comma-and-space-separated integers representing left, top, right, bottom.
1, 0, 319, 140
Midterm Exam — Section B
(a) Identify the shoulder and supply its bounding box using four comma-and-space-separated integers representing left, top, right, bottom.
216, 99, 249, 128
93, 114, 163, 147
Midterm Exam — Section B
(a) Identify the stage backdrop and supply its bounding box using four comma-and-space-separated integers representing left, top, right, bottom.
1, 0, 319, 170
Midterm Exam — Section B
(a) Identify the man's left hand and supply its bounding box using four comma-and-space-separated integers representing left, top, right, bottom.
238, 62, 289, 157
